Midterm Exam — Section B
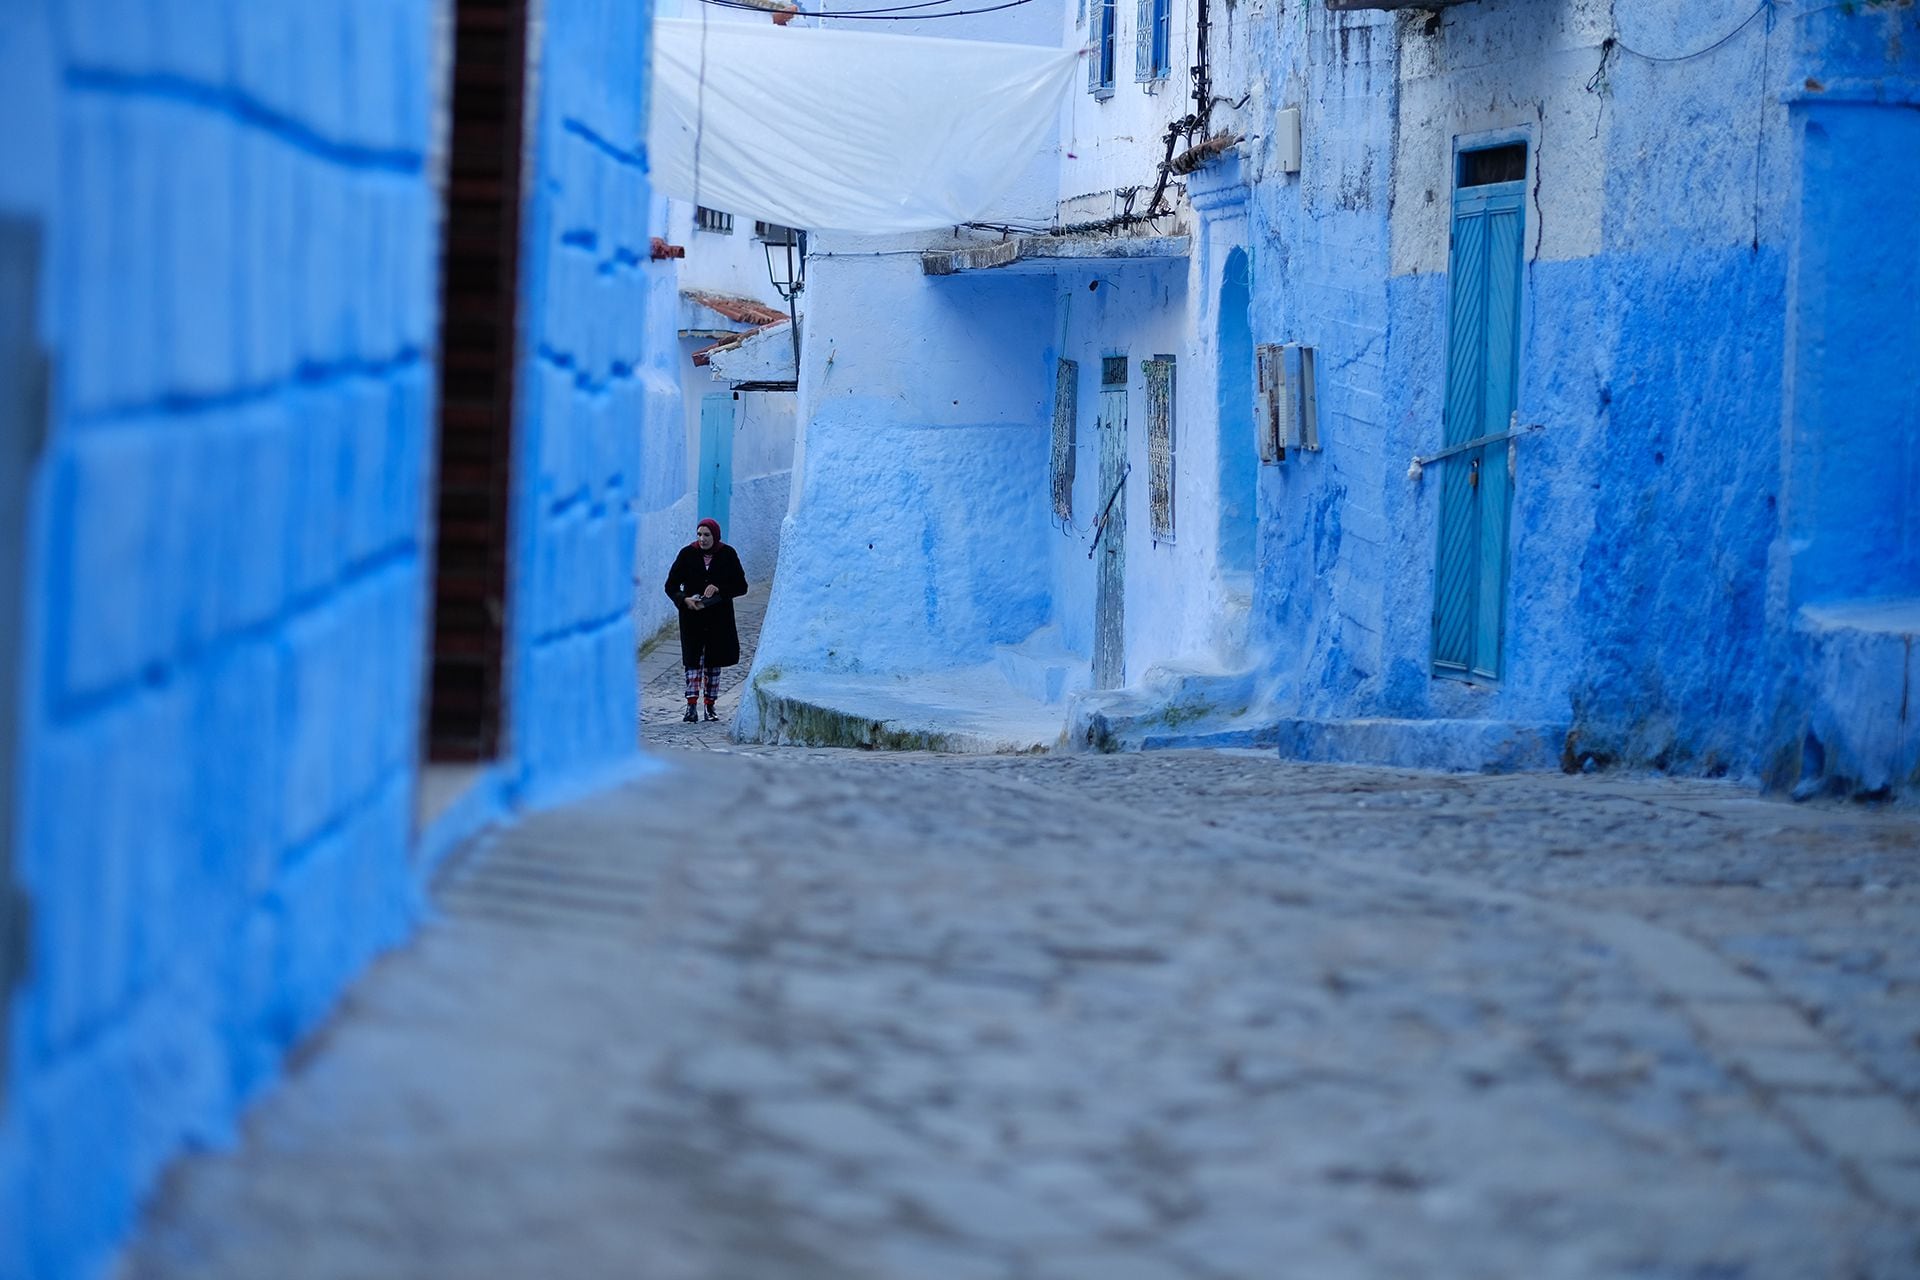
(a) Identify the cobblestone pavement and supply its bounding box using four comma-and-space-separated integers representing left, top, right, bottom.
122, 572, 1920, 1280
122, 736, 1920, 1279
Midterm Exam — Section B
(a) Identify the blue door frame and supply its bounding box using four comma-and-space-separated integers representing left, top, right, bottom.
697, 392, 733, 533
1432, 167, 1525, 681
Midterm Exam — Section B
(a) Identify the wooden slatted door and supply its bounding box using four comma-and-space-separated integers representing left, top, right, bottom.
427, 0, 530, 761
1094, 356, 1129, 690
1432, 148, 1525, 681
698, 393, 734, 534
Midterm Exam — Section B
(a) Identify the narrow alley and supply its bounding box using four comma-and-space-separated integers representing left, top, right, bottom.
119, 599, 1920, 1279
8, 2, 1920, 1277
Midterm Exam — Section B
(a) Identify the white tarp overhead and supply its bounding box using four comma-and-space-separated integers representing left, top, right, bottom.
647, 16, 1077, 234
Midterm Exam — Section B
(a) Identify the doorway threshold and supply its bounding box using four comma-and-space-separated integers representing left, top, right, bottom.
415, 762, 510, 874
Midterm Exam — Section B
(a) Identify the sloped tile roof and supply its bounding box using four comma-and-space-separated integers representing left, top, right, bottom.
683, 290, 788, 327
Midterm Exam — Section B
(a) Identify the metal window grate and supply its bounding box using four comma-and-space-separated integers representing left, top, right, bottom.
1101, 354, 1128, 387
1144, 356, 1175, 540
1051, 359, 1079, 521
695, 206, 734, 234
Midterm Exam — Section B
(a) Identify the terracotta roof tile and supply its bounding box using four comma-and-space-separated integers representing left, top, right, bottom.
692, 318, 789, 366
684, 291, 788, 328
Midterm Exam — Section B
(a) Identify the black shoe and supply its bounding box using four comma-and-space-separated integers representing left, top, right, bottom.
682, 705, 698, 722
703, 705, 720, 722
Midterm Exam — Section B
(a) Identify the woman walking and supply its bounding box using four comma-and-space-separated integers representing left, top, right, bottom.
663, 518, 749, 722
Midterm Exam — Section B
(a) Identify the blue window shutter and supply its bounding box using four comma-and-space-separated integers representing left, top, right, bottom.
1136, 0, 1153, 81
1152, 0, 1170, 76
1092, 0, 1116, 90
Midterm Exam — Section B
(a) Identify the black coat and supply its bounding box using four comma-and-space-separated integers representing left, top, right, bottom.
664, 543, 749, 668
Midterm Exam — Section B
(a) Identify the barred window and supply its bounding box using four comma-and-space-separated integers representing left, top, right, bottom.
1051, 358, 1078, 521
1144, 355, 1175, 541
755, 221, 800, 245
1090, 0, 1116, 94
695, 206, 733, 234
1136, 0, 1171, 82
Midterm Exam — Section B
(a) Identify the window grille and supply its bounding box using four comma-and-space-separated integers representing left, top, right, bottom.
1102, 354, 1128, 387
1090, 0, 1117, 94
755, 220, 800, 245
1144, 355, 1175, 540
1051, 358, 1078, 521
1136, 0, 1170, 81
695, 206, 734, 234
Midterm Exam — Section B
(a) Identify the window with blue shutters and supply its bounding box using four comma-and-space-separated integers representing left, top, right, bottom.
1137, 0, 1171, 81
1091, 0, 1117, 95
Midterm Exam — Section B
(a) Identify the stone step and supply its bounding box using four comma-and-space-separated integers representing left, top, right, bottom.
993, 625, 1091, 705
1269, 716, 1569, 773
741, 666, 1067, 754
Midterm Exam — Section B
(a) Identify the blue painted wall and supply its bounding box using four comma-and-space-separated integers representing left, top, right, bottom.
514, 0, 653, 788
751, 258, 1059, 679
0, 1, 654, 1275
1247, 0, 1919, 790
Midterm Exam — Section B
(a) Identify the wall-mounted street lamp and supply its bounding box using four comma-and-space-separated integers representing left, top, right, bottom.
759, 222, 805, 377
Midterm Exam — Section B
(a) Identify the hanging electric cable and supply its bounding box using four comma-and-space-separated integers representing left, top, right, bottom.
698, 0, 1043, 21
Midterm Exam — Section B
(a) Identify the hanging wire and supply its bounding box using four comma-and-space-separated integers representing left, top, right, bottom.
1612, 0, 1772, 63
698, 0, 1043, 21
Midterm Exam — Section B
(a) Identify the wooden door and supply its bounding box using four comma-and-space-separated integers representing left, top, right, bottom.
1094, 357, 1129, 689
698, 393, 733, 532
1433, 147, 1525, 681
426, 0, 531, 760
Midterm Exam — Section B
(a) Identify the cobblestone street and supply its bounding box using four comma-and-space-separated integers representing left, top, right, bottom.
122, 713, 1920, 1278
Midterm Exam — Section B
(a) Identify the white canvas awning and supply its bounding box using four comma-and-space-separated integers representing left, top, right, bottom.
647, 17, 1077, 234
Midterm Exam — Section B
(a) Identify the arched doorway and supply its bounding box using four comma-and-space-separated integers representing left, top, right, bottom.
1217, 248, 1255, 576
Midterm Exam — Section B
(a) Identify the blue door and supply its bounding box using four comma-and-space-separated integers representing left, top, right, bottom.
1433, 154, 1525, 680
697, 393, 733, 532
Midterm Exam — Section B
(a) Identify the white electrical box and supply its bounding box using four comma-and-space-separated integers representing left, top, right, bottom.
1256, 341, 1319, 460
1276, 106, 1302, 175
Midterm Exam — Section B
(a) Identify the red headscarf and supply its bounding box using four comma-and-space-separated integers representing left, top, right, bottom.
694, 518, 722, 546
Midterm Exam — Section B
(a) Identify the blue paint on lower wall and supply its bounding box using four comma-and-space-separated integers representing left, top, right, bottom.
0, 1, 659, 1275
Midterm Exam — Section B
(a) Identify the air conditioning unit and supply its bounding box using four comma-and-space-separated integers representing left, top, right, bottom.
1256, 342, 1319, 462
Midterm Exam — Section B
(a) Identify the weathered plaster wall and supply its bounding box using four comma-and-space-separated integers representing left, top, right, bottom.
633, 195, 695, 647
751, 257, 1057, 678
1248, 0, 1917, 787
1047, 257, 1232, 681
0, 2, 655, 1274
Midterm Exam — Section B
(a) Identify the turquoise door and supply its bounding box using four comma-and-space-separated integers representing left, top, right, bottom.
1433, 157, 1525, 680
697, 393, 733, 531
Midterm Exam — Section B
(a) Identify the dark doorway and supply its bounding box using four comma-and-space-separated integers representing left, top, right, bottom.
0, 216, 45, 1104
1216, 248, 1255, 576
426, 0, 532, 762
